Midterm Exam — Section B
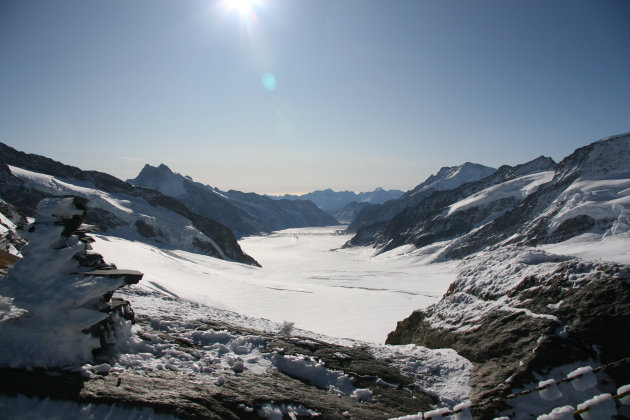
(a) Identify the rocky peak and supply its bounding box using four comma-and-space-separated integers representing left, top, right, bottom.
554, 132, 630, 185
405, 162, 497, 199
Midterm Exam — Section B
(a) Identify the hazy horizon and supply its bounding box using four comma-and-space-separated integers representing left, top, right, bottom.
2, 0, 629, 194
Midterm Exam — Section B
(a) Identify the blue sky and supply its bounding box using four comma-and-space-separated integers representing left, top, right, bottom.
1, 0, 629, 194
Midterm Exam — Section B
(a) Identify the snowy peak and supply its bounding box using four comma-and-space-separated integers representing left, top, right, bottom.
273, 188, 405, 212
405, 162, 497, 199
129, 164, 338, 236
554, 132, 630, 185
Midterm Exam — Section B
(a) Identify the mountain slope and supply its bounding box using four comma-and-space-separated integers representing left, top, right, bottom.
442, 132, 630, 259
347, 162, 497, 233
272, 187, 405, 212
0, 143, 258, 266
346, 156, 557, 251
128, 164, 338, 237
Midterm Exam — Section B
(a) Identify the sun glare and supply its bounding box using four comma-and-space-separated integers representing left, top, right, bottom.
225, 0, 258, 14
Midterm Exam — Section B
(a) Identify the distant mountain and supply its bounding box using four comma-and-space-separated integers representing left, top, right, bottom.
0, 143, 259, 266
128, 164, 338, 237
271, 188, 405, 212
347, 162, 497, 232
346, 132, 630, 259
328, 201, 372, 224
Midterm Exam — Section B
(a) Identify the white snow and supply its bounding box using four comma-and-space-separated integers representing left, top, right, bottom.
0, 198, 127, 368
8, 165, 229, 260
446, 171, 554, 216
91, 227, 457, 344
577, 393, 617, 419
407, 163, 496, 198
540, 232, 630, 265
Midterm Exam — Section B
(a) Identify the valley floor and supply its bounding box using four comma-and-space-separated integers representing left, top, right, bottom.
91, 226, 457, 344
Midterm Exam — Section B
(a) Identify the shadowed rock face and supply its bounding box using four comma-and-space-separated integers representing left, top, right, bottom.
386, 257, 630, 419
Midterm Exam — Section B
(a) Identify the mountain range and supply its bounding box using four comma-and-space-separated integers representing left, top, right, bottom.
128, 164, 337, 237
270, 188, 405, 211
0, 143, 259, 266
1, 133, 629, 418
346, 133, 630, 262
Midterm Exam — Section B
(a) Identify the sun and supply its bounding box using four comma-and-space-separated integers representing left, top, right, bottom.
225, 0, 258, 14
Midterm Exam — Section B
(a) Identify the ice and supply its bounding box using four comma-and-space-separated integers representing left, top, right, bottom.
567, 366, 597, 391
423, 407, 450, 419
351, 388, 374, 402
536, 405, 575, 420
0, 198, 129, 368
447, 171, 554, 216
452, 401, 473, 420
538, 379, 563, 401
576, 393, 617, 419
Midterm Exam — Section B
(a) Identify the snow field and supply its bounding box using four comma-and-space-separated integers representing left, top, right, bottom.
91, 227, 457, 344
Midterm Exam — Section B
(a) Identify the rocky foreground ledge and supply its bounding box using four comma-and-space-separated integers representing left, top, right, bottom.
386, 246, 630, 419
0, 313, 438, 419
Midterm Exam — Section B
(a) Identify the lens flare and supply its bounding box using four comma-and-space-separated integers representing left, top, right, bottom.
262, 72, 277, 91
225, 0, 257, 14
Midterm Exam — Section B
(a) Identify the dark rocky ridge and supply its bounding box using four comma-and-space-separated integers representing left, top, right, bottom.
386, 256, 630, 418
0, 142, 259, 266
328, 201, 372, 224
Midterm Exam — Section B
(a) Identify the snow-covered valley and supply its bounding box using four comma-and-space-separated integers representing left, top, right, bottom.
91, 226, 457, 345
1, 135, 630, 419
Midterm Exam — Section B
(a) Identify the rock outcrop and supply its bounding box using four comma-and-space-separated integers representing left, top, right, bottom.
0, 196, 143, 367
386, 248, 630, 418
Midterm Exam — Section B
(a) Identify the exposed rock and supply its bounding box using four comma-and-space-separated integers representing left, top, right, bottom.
443, 133, 630, 259
0, 311, 437, 419
386, 249, 630, 418
346, 156, 556, 252
347, 162, 499, 233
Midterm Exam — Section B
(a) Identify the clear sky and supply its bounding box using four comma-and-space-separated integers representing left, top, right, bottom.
1, 0, 629, 194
